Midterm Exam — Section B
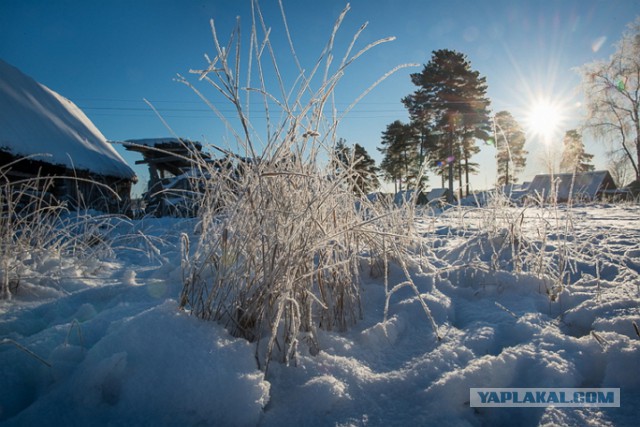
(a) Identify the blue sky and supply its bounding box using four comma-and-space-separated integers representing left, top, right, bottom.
1, 0, 639, 194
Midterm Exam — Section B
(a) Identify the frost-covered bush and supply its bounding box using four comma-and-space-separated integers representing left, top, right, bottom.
445, 190, 611, 300
176, 3, 433, 372
0, 165, 122, 300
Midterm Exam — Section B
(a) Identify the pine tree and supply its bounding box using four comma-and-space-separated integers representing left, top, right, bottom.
378, 120, 420, 193
559, 130, 595, 173
332, 138, 380, 194
403, 49, 491, 199
352, 143, 380, 194
493, 110, 527, 186
333, 138, 352, 171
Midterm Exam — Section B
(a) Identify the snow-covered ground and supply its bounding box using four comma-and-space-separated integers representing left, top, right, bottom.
1, 204, 639, 426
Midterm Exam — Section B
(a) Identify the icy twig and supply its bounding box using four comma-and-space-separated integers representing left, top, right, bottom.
494, 301, 518, 319
176, 0, 425, 372
590, 330, 610, 350
65, 319, 85, 347
1, 338, 51, 368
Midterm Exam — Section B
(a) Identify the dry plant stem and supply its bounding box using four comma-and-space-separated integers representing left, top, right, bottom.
65, 319, 85, 347
177, 1, 426, 374
463, 190, 614, 305
590, 330, 609, 350
1, 161, 131, 300
494, 301, 518, 319
1, 338, 51, 368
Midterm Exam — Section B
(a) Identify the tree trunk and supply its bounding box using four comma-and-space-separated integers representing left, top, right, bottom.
464, 151, 470, 197
458, 160, 463, 200
505, 159, 510, 187
447, 137, 454, 202
635, 106, 640, 180
618, 128, 638, 180
448, 163, 454, 202
636, 142, 640, 181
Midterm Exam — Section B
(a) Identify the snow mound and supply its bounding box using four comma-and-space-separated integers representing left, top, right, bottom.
2, 206, 639, 426
0, 299, 269, 426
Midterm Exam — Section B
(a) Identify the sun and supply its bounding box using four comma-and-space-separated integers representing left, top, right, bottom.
526, 97, 565, 143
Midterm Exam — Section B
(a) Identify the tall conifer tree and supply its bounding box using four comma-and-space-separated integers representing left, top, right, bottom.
333, 139, 380, 194
494, 110, 528, 186
403, 49, 491, 199
352, 143, 380, 194
559, 130, 595, 173
378, 120, 420, 192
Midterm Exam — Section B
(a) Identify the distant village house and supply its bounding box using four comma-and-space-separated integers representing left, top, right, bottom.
525, 170, 620, 203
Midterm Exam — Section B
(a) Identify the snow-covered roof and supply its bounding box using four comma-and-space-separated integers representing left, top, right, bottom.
426, 188, 452, 201
125, 138, 183, 146
124, 138, 202, 149
526, 170, 616, 201
393, 190, 427, 205
501, 183, 528, 194
0, 59, 135, 180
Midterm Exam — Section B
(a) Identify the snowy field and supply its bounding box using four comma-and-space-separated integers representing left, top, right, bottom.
1, 203, 639, 426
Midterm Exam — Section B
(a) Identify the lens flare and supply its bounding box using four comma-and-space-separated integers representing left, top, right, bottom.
591, 36, 607, 53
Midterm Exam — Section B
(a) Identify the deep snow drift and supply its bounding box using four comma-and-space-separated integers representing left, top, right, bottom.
1, 204, 639, 426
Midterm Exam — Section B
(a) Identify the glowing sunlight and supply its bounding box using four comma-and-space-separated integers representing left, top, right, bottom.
526, 97, 565, 143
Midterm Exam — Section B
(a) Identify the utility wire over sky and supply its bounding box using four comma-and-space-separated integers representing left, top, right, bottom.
1, 0, 638, 192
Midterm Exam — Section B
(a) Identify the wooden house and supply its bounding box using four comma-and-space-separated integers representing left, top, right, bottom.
525, 170, 617, 203
123, 138, 211, 216
0, 59, 136, 213
426, 188, 456, 206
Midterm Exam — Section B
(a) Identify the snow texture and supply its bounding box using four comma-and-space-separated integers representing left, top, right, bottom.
1, 206, 639, 426
0, 59, 135, 180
